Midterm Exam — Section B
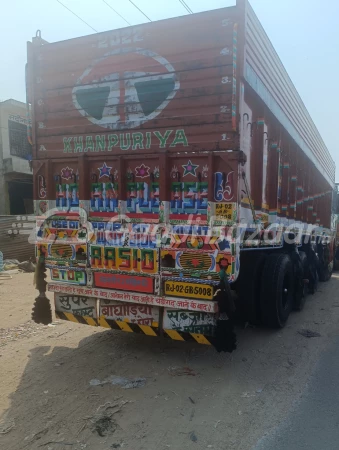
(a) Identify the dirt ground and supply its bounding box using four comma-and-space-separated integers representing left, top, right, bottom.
1, 272, 339, 450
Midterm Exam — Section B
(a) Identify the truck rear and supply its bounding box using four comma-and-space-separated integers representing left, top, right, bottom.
28, 0, 336, 352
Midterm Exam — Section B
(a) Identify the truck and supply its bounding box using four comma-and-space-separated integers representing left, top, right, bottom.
28, 0, 336, 352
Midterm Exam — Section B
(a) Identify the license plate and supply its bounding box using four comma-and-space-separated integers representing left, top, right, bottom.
215, 203, 235, 220
164, 281, 213, 300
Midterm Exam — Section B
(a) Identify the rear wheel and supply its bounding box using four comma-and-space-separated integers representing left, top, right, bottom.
260, 253, 294, 328
318, 244, 332, 282
307, 248, 319, 294
236, 252, 267, 324
294, 251, 308, 311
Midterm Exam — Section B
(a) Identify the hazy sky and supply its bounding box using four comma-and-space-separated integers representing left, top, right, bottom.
1, 0, 338, 180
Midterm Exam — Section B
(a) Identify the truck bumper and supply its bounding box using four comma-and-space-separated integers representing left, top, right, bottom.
49, 283, 235, 349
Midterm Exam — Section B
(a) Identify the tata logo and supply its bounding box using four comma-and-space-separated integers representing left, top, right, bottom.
73, 48, 179, 130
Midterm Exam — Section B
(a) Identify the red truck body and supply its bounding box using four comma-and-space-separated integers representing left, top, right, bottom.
28, 0, 336, 351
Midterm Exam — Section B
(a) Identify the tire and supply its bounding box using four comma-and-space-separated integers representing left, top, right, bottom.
237, 252, 267, 324
307, 248, 319, 294
319, 263, 333, 282
334, 246, 339, 271
294, 251, 308, 311
260, 253, 294, 328
318, 244, 333, 282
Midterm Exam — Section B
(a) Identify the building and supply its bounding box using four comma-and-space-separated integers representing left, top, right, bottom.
0, 99, 33, 215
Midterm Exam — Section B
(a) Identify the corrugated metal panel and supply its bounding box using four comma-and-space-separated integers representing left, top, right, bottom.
244, 1, 335, 185
28, 6, 239, 160
0, 215, 35, 262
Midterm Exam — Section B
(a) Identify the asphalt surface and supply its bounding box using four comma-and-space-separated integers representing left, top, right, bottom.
252, 335, 339, 450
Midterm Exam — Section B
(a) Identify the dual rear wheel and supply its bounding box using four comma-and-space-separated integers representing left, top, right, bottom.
237, 247, 331, 329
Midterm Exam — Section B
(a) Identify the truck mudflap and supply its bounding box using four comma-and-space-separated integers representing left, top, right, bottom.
51, 285, 237, 352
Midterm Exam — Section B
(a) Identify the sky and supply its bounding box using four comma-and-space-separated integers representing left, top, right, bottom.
1, 0, 338, 180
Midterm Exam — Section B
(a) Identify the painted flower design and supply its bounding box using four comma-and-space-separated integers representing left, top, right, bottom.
202, 165, 209, 178
135, 164, 150, 178
170, 165, 178, 179
191, 258, 201, 267
153, 166, 160, 178
61, 166, 73, 180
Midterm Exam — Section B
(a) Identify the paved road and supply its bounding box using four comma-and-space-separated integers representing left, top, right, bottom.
253, 336, 339, 450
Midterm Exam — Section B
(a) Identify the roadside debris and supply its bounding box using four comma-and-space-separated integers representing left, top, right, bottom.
90, 375, 146, 389
241, 392, 256, 398
1, 258, 36, 273
18, 259, 36, 272
85, 400, 129, 437
214, 420, 221, 429
0, 321, 46, 347
168, 366, 196, 376
188, 397, 195, 404
190, 431, 198, 442
298, 329, 321, 338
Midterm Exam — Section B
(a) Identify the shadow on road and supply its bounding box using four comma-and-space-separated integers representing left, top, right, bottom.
1, 276, 338, 449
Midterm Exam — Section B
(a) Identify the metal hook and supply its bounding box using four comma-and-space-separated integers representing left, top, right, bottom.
248, 122, 256, 137
41, 175, 46, 188
243, 113, 249, 121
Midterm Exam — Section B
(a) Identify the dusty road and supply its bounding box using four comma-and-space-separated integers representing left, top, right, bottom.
1, 272, 339, 450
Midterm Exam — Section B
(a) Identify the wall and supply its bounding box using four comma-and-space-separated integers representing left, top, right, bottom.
0, 215, 35, 262
0, 99, 31, 172
0, 99, 33, 215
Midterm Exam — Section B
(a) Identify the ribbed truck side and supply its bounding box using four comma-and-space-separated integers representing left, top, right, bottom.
237, 0, 334, 228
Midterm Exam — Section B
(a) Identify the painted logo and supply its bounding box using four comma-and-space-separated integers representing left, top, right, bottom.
214, 171, 235, 202
73, 48, 179, 130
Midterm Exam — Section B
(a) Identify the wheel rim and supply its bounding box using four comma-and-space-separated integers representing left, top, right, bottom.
282, 273, 291, 310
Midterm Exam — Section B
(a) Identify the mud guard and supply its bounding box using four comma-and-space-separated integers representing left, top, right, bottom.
32, 258, 52, 325
213, 271, 237, 353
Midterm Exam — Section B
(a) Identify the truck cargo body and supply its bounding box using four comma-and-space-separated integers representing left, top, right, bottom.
29, 0, 336, 351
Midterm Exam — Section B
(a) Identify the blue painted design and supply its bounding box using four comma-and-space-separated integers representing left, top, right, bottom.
170, 182, 208, 215
98, 162, 112, 178
214, 172, 234, 202
56, 183, 79, 209
218, 239, 231, 251
127, 182, 159, 214
91, 182, 118, 213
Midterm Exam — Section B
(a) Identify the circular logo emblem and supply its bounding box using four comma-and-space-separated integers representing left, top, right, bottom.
73, 48, 179, 130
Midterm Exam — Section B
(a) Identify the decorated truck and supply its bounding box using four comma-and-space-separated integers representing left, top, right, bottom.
28, 0, 336, 352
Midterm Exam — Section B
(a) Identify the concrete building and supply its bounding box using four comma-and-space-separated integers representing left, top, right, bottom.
0, 99, 33, 215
